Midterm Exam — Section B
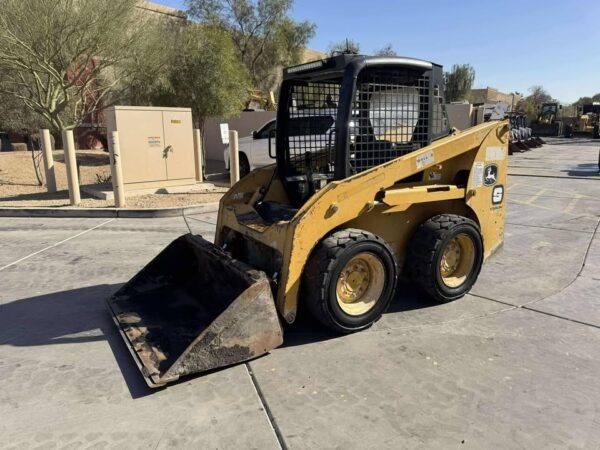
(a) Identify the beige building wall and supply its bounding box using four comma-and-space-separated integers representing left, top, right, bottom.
137, 1, 186, 21
204, 111, 277, 162
471, 87, 522, 108
446, 103, 475, 130
302, 48, 328, 62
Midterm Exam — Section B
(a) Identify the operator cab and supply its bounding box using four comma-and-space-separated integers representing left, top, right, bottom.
273, 54, 450, 207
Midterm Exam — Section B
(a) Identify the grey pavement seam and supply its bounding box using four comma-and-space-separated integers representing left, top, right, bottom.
245, 363, 288, 450
374, 216, 600, 333
182, 213, 193, 234
366, 304, 516, 334
508, 192, 600, 202
470, 293, 600, 330
504, 221, 593, 234
0, 218, 115, 272
508, 173, 600, 181
478, 216, 600, 309
0, 203, 220, 219
521, 306, 600, 330
577, 217, 600, 279
184, 215, 218, 226
465, 218, 600, 329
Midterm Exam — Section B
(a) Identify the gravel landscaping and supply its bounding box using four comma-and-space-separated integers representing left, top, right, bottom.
0, 151, 227, 208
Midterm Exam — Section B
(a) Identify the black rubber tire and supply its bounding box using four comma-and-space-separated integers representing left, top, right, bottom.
406, 215, 483, 303
564, 125, 573, 138
239, 153, 250, 178
304, 229, 398, 334
593, 125, 600, 139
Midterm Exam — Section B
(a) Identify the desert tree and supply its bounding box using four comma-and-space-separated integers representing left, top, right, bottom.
373, 44, 397, 57
572, 95, 600, 107
518, 86, 554, 118
444, 64, 475, 103
156, 24, 251, 131
328, 39, 360, 56
0, 0, 152, 134
0, 90, 45, 133
187, 0, 315, 92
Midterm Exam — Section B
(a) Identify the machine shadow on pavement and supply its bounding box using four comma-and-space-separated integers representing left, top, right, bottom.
0, 280, 437, 395
281, 280, 437, 348
563, 162, 600, 177
0, 284, 154, 399
543, 138, 597, 146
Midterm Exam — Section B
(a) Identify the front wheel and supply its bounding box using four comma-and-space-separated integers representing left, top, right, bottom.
304, 229, 398, 333
407, 215, 483, 303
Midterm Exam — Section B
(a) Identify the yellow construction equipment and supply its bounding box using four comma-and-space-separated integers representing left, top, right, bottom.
245, 89, 277, 111
108, 54, 509, 387
564, 103, 600, 138
530, 102, 563, 137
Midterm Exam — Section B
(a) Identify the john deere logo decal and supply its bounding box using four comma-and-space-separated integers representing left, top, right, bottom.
484, 164, 498, 186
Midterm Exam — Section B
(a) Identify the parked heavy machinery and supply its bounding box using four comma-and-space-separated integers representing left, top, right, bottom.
482, 102, 510, 122
108, 54, 509, 387
530, 102, 563, 137
564, 103, 600, 138
518, 114, 544, 146
245, 89, 277, 111
508, 113, 533, 152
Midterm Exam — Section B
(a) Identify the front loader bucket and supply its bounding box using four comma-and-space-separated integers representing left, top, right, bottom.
107, 234, 283, 388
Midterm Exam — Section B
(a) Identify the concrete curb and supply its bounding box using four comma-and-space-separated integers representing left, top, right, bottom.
0, 202, 220, 218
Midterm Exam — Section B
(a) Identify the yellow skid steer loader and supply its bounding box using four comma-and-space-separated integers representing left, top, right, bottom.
108, 54, 509, 387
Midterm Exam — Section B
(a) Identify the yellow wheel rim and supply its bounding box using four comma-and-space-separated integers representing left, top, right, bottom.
440, 233, 476, 288
336, 252, 385, 316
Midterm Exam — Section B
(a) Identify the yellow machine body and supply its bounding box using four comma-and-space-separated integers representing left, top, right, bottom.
108, 53, 509, 388
217, 120, 509, 323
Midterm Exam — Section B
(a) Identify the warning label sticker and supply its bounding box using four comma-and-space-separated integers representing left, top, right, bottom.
486, 146, 505, 161
472, 162, 484, 188
416, 150, 434, 169
148, 136, 162, 147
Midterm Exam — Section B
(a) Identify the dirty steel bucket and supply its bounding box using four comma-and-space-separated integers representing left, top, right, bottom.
107, 234, 283, 388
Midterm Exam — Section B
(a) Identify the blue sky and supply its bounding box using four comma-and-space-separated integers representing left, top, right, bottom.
156, 0, 600, 103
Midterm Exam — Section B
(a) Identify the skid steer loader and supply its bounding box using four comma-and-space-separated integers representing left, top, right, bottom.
108, 54, 509, 387
564, 103, 600, 138
530, 102, 563, 137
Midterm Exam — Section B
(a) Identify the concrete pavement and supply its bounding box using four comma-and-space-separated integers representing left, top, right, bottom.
0, 138, 599, 449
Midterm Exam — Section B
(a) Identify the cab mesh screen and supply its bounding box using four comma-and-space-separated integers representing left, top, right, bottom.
351, 69, 430, 174
285, 80, 341, 177
283, 69, 436, 178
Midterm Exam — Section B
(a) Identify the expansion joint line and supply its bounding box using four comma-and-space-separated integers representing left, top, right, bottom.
245, 363, 289, 450
0, 218, 115, 272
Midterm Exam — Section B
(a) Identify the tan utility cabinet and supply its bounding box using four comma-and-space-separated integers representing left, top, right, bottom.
105, 106, 195, 188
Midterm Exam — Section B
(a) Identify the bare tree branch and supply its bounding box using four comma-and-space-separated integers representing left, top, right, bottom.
0, 0, 145, 133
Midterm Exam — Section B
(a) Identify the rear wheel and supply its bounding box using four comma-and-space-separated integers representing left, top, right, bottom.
304, 229, 398, 333
407, 215, 483, 303
564, 124, 573, 138
593, 125, 600, 139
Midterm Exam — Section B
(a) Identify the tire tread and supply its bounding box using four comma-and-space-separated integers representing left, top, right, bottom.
407, 214, 481, 303
304, 229, 393, 333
